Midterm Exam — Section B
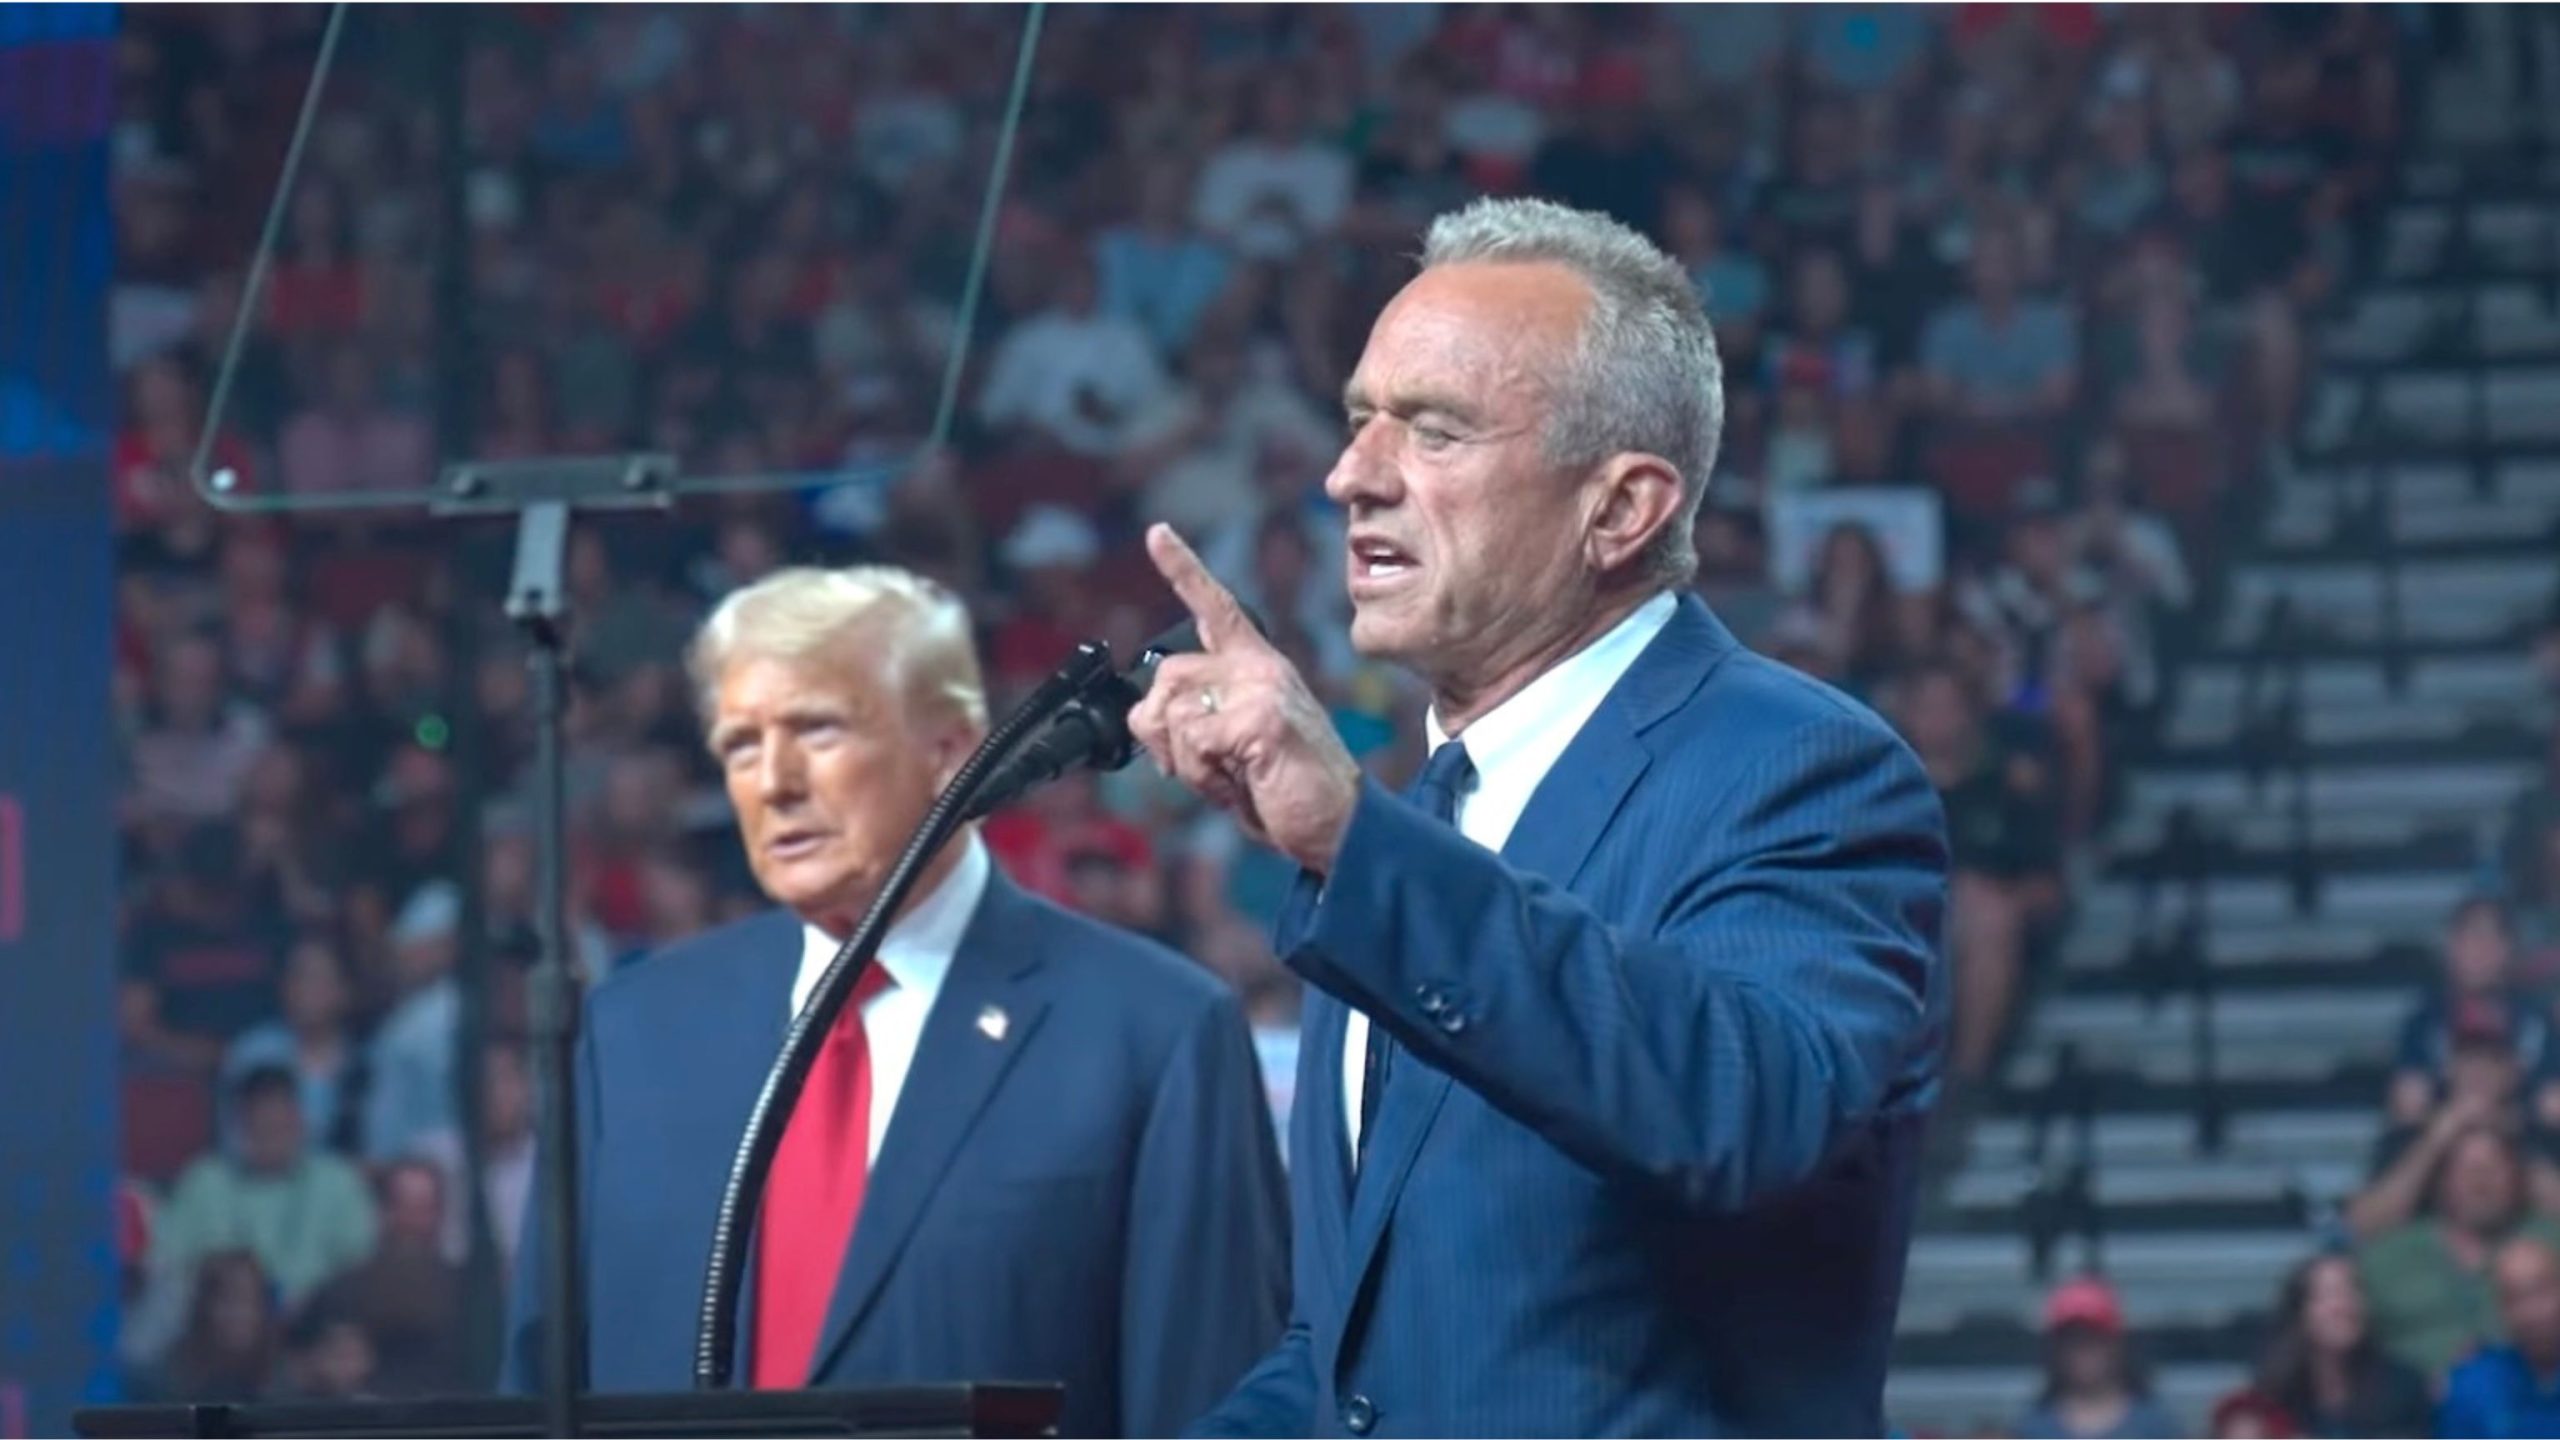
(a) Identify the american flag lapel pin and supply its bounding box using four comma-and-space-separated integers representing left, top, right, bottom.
976, 1004, 1010, 1042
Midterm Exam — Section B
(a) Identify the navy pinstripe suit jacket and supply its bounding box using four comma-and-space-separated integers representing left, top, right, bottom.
1193, 594, 1949, 1438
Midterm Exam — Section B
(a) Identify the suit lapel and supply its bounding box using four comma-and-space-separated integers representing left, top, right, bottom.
1327, 595, 1737, 1356
1334, 1055, 1452, 1335
1506, 594, 1736, 893
1277, 869, 1355, 1208
1301, 987, 1354, 1211
724, 913, 805, 1384
803, 872, 1051, 1382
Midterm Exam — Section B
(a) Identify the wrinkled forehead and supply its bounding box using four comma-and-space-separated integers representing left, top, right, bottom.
1346, 261, 1590, 418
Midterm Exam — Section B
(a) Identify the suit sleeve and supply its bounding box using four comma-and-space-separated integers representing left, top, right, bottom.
1119, 987, 1293, 1437
1185, 1320, 1316, 1439
500, 1003, 604, 1394
1291, 713, 1946, 1212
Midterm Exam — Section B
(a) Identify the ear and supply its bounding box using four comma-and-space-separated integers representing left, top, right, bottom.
1582, 453, 1688, 576
929, 716, 983, 794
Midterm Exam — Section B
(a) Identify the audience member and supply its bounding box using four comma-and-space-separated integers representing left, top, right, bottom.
1690, 502, 1783, 648
1663, 183, 1769, 341
1191, 77, 1353, 264
2516, 819, 2560, 985
275, 344, 433, 497
1922, 224, 2080, 525
305, 1159, 467, 1397
2207, 1388, 2300, 1439
976, 259, 1173, 461
362, 883, 462, 1164
1095, 161, 1235, 360
411, 1041, 537, 1274
123, 1067, 377, 1369
280, 1303, 379, 1401
2438, 1235, 2560, 1438
2066, 440, 2192, 721
2237, 1253, 2433, 1438
122, 821, 289, 1076
1895, 664, 2065, 1091
129, 1250, 282, 1404
2359, 1126, 2560, 1379
218, 932, 366, 1156
2351, 1025, 2560, 1240
2014, 1275, 2184, 1440
1776, 521, 1913, 702
128, 633, 275, 830
2387, 899, 2560, 1133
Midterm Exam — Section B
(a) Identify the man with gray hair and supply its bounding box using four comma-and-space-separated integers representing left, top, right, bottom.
1131, 197, 1948, 1435
2440, 1233, 2560, 1435
505, 565, 1289, 1436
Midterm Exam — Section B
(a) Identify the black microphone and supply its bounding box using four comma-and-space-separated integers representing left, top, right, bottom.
963, 612, 1246, 819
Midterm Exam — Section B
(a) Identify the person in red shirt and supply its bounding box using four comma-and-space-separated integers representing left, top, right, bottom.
114, 356, 251, 532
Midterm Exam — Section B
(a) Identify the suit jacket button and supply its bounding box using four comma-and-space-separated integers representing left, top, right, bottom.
1437, 1010, 1468, 1035
1341, 1394, 1377, 1434
1415, 986, 1445, 1015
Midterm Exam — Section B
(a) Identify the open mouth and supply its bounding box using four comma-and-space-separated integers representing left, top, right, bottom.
1349, 536, 1418, 583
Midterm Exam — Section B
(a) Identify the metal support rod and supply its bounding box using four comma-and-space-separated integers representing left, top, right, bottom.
508, 499, 586, 1437
426, 1, 503, 1386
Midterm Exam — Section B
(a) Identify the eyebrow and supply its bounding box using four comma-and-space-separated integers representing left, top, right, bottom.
1342, 383, 1484, 427
708, 700, 854, 751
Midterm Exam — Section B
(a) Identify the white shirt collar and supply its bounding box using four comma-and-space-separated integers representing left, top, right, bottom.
792, 831, 991, 1018
1422, 590, 1678, 793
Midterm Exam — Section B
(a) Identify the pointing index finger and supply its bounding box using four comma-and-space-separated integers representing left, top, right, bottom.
1146, 523, 1256, 654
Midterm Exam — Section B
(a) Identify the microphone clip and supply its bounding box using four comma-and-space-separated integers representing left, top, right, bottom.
958, 612, 1231, 822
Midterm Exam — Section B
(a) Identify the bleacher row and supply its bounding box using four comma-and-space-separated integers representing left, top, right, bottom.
1888, 135, 2560, 1434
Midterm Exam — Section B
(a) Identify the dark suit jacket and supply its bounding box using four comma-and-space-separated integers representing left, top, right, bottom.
1195, 595, 1949, 1437
504, 868, 1291, 1437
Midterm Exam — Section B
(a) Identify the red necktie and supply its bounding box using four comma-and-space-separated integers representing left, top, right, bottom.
753, 965, 894, 1388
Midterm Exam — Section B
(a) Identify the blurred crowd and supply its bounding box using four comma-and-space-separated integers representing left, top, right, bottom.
2020, 827, 2560, 1440
107, 0, 2419, 1424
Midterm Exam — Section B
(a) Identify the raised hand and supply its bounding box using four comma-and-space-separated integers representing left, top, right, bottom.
1126, 524, 1363, 874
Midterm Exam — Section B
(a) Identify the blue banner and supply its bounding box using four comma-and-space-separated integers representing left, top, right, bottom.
0, 4, 122, 1435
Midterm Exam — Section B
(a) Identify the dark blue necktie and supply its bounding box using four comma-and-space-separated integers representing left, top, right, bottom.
1359, 739, 1474, 1164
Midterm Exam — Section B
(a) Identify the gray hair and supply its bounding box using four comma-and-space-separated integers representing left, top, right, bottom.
1420, 197, 1724, 588
687, 565, 989, 735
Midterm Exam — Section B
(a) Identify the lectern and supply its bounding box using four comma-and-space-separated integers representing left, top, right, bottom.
71, 1382, 1064, 1438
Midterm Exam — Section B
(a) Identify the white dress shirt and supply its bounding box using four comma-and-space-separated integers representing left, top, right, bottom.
1342, 591, 1679, 1163
792, 832, 992, 1165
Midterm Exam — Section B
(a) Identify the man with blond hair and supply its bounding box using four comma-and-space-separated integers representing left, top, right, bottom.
505, 565, 1288, 1436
